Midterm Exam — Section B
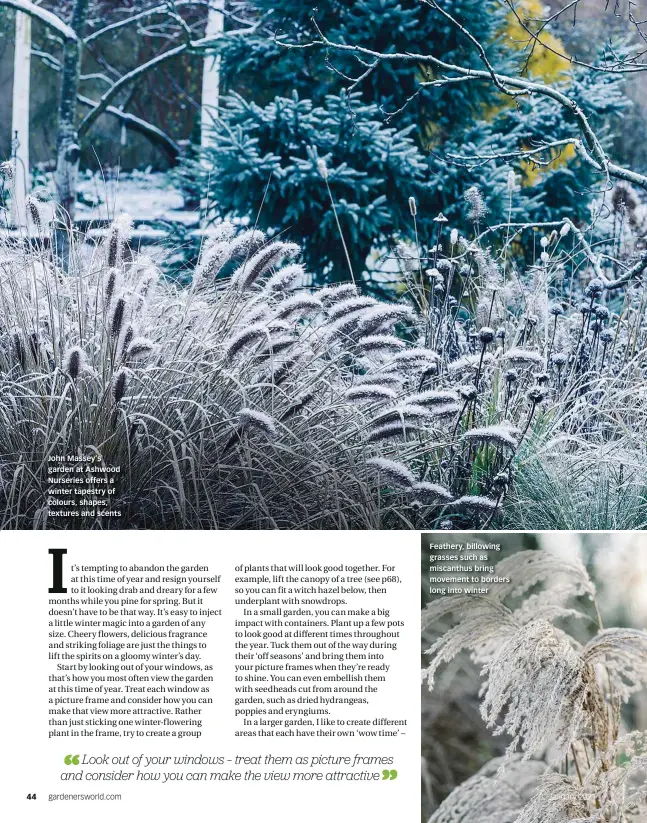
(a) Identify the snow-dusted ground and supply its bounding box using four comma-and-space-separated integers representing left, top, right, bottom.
1, 170, 199, 240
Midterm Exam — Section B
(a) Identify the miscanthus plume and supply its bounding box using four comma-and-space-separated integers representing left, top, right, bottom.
423, 547, 647, 823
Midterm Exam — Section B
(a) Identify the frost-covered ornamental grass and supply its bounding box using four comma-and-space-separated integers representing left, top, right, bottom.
3, 175, 647, 528
422, 548, 647, 823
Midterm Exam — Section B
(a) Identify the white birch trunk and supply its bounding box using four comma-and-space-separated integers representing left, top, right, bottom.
200, 1, 224, 225
200, 0, 225, 152
11, 10, 31, 228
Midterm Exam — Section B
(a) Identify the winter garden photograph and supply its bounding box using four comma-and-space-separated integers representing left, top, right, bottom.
421, 532, 647, 822
2, 1, 647, 529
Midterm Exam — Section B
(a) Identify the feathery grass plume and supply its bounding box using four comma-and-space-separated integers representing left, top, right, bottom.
238, 408, 277, 437
26, 196, 44, 232
357, 335, 406, 353
503, 348, 545, 368
410, 482, 454, 504
135, 267, 159, 300
582, 629, 647, 701
106, 213, 133, 268
367, 421, 419, 442
120, 325, 135, 359
405, 390, 459, 408
465, 186, 488, 222
104, 267, 119, 307
447, 352, 495, 374
480, 620, 594, 763
256, 334, 296, 357
422, 596, 518, 689
112, 368, 128, 404
227, 227, 265, 259
513, 773, 589, 823
318, 283, 358, 306
273, 294, 322, 320
428, 402, 461, 420
366, 457, 416, 488
395, 240, 419, 272
451, 495, 498, 515
224, 324, 269, 360
125, 337, 155, 362
64, 347, 85, 380
230, 241, 300, 291
346, 385, 397, 402
356, 373, 404, 388
263, 263, 306, 293
428, 757, 545, 823
12, 331, 25, 368
461, 425, 520, 452
207, 220, 237, 244
387, 349, 440, 371
493, 550, 596, 602
327, 296, 377, 322
193, 240, 233, 287
356, 304, 415, 336
370, 404, 434, 428
110, 297, 126, 339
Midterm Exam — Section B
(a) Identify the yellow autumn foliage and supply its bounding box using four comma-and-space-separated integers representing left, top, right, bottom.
505, 0, 573, 184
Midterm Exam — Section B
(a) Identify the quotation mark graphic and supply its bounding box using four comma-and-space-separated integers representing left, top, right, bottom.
382, 769, 398, 780
64, 755, 80, 766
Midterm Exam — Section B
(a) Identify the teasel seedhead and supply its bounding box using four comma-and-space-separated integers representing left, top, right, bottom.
585, 279, 604, 300
479, 326, 495, 345
549, 302, 565, 317
527, 386, 547, 405
459, 384, 478, 402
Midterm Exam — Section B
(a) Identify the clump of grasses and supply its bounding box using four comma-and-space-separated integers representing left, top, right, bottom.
3, 172, 647, 528
423, 546, 647, 823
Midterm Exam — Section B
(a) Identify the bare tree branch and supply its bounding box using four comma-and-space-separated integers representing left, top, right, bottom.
76, 94, 180, 160
0, 0, 78, 41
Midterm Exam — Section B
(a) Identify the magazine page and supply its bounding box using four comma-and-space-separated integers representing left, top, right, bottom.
3, 0, 647, 821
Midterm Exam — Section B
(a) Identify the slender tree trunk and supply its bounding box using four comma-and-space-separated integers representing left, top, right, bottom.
11, 10, 30, 228
54, 0, 90, 225
200, 0, 224, 225
200, 0, 225, 152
